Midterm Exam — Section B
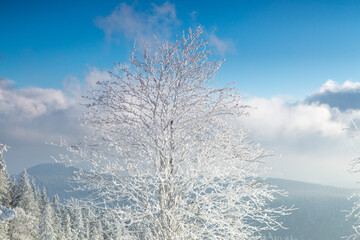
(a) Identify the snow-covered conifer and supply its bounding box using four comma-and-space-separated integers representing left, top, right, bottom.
8, 207, 38, 240
39, 201, 56, 240
51, 195, 63, 239
90, 220, 104, 240
39, 187, 48, 214
82, 208, 91, 239
12, 170, 37, 214
0, 144, 11, 207
10, 170, 39, 239
71, 206, 85, 240
0, 219, 9, 240
63, 210, 72, 240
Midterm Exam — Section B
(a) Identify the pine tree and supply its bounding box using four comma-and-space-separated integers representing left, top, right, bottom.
12, 170, 37, 214
31, 180, 41, 203
39, 187, 48, 213
0, 144, 12, 240
10, 170, 39, 239
90, 220, 104, 240
51, 195, 63, 239
82, 208, 90, 239
0, 219, 9, 240
0, 144, 11, 207
63, 210, 72, 240
71, 206, 85, 240
9, 175, 17, 207
39, 201, 56, 240
8, 207, 38, 240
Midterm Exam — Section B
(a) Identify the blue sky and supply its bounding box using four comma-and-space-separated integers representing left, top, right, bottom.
2, 0, 360, 98
2, 0, 360, 187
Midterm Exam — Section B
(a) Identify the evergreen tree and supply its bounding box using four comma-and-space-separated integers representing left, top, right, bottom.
82, 208, 90, 239
51, 195, 61, 214
0, 172, 11, 207
63, 210, 72, 240
51, 195, 63, 240
39, 187, 48, 213
71, 206, 84, 240
10, 170, 39, 239
39, 201, 56, 240
31, 179, 41, 203
0, 219, 9, 240
8, 207, 38, 240
90, 220, 104, 240
0, 144, 11, 207
9, 175, 17, 207
12, 170, 37, 214
0, 144, 12, 240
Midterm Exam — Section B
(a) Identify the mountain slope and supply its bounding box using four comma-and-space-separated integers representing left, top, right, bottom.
265, 178, 357, 239
25, 163, 87, 201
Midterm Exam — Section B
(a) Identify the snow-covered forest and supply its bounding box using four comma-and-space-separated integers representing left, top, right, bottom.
0, 148, 113, 239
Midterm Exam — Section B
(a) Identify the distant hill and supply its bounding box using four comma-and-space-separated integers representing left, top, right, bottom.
265, 178, 357, 240
27, 163, 77, 177
25, 163, 88, 201
22, 163, 360, 240
268, 177, 355, 196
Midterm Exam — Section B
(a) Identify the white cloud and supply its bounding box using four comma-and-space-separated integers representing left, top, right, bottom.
242, 97, 349, 139
318, 79, 360, 93
95, 2, 235, 56
0, 69, 109, 174
0, 78, 68, 119
95, 2, 180, 45
305, 80, 360, 111
0, 79, 79, 173
63, 68, 111, 101
207, 32, 235, 56
239, 92, 360, 188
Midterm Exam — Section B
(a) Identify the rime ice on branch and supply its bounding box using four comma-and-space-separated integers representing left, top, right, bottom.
56, 26, 293, 240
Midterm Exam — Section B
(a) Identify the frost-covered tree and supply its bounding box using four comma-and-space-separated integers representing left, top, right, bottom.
0, 144, 11, 207
0, 220, 9, 240
0, 144, 13, 240
62, 210, 72, 240
90, 220, 104, 240
39, 201, 56, 240
0, 205, 15, 240
10, 170, 39, 239
57, 27, 292, 239
51, 195, 63, 240
39, 187, 48, 213
8, 207, 38, 240
12, 170, 37, 214
71, 205, 85, 240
